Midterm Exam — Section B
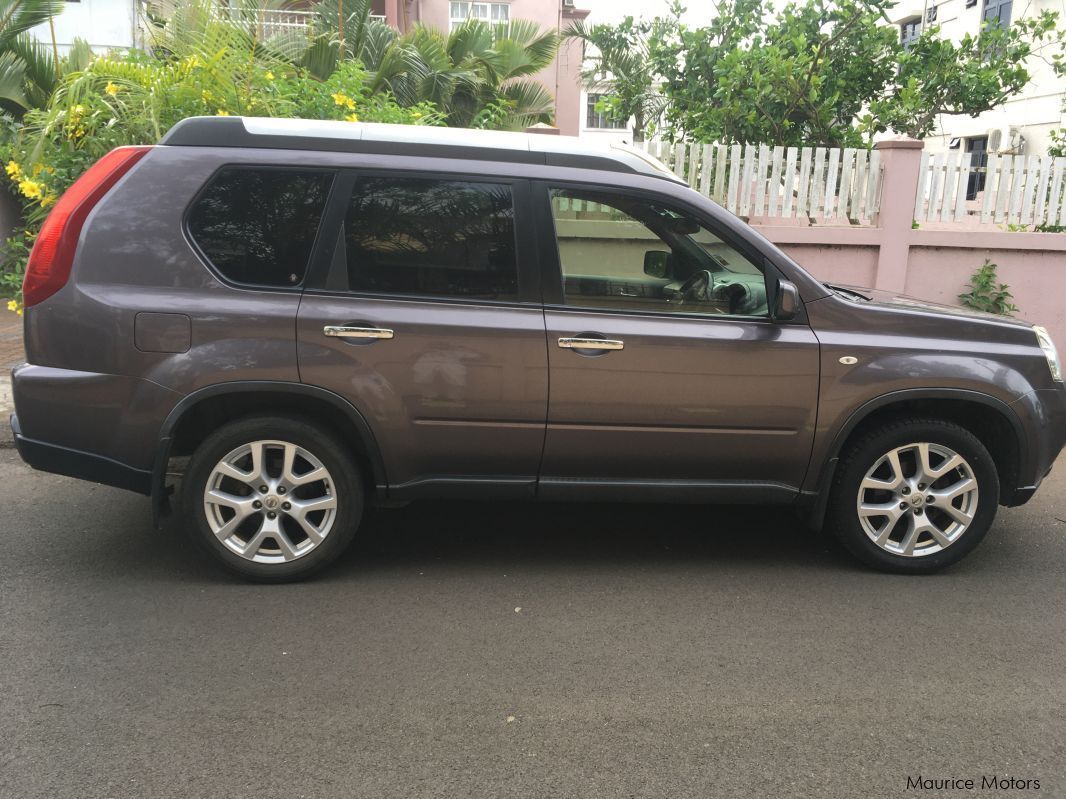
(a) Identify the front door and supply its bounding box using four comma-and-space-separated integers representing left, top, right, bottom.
536, 185, 820, 501
297, 172, 547, 498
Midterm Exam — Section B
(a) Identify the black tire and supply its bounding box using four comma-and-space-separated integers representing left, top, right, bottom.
182, 415, 363, 582
828, 418, 999, 574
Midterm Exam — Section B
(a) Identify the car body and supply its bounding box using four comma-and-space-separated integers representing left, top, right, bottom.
10, 116, 1066, 580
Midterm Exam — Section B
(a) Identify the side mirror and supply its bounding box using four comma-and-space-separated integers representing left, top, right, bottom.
773, 279, 800, 322
644, 250, 673, 279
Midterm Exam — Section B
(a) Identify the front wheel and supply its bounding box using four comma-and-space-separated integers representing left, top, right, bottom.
182, 416, 363, 582
829, 419, 999, 574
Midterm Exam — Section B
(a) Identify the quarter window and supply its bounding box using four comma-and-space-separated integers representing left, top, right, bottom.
188, 167, 333, 287
339, 177, 518, 301
548, 188, 768, 317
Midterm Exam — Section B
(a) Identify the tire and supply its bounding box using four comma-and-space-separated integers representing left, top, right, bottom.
182, 415, 363, 582
828, 418, 999, 574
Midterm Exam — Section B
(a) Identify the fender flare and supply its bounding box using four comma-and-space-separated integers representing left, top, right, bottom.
803, 387, 1027, 529
151, 381, 387, 522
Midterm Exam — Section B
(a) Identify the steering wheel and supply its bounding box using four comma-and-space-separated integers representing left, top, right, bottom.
675, 269, 715, 306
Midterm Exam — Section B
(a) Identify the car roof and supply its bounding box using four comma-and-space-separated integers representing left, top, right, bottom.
160, 116, 683, 183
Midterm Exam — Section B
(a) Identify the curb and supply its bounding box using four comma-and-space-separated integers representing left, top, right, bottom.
0, 375, 13, 449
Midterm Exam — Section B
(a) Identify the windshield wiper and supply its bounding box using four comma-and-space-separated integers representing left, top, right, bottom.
824, 283, 871, 301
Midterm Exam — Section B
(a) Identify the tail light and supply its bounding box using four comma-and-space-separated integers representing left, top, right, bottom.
22, 145, 151, 307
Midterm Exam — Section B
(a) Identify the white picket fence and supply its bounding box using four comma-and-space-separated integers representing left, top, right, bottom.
916, 152, 1066, 227
637, 140, 883, 223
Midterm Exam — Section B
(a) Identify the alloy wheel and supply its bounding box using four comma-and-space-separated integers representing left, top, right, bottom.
856, 442, 979, 557
203, 440, 338, 564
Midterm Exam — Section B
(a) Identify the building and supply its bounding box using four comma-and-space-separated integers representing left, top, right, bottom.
28, 0, 144, 52
888, 0, 1065, 157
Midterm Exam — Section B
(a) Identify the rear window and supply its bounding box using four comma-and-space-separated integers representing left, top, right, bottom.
188, 167, 334, 288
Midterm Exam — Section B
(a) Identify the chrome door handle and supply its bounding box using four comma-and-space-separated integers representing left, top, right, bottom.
558, 337, 624, 351
323, 325, 394, 340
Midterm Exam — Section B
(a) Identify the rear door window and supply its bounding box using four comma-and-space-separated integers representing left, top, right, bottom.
334, 176, 518, 301
188, 167, 334, 288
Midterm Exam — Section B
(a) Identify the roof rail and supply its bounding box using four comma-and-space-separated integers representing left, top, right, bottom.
160, 116, 682, 182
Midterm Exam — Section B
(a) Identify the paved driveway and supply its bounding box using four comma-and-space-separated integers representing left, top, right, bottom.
1, 447, 1064, 798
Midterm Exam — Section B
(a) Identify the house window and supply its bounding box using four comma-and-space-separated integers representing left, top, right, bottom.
586, 94, 627, 130
449, 2, 509, 30
966, 0, 977, 7
982, 0, 1012, 29
900, 19, 922, 50
925, 4, 937, 22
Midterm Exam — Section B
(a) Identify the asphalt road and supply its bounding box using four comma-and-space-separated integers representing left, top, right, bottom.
2, 447, 1065, 799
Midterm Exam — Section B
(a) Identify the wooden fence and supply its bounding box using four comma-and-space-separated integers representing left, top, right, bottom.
915, 152, 1066, 227
637, 141, 883, 223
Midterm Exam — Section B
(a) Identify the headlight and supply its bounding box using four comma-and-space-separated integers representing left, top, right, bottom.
1034, 326, 1063, 383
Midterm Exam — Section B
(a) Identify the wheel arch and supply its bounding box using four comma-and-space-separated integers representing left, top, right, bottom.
153, 382, 387, 520
805, 388, 1026, 528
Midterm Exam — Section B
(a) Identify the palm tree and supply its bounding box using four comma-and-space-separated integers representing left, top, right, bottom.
369, 19, 558, 129
0, 0, 66, 115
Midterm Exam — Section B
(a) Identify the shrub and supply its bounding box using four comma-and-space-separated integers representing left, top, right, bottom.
958, 259, 1018, 316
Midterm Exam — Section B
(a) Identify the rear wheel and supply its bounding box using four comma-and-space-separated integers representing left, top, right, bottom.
829, 418, 999, 574
182, 416, 363, 582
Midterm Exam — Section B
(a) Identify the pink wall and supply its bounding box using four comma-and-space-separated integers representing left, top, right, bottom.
402, 0, 585, 135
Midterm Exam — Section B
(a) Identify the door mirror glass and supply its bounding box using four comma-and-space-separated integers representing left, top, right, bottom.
773, 279, 800, 322
643, 250, 673, 279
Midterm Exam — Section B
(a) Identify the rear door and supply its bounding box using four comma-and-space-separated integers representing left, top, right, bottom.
297, 171, 547, 498
535, 183, 820, 501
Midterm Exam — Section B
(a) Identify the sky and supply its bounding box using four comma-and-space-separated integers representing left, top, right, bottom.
580, 0, 719, 26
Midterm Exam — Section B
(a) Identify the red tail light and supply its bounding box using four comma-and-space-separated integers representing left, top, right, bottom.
22, 146, 151, 307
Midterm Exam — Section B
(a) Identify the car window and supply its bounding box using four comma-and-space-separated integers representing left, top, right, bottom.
548, 188, 768, 317
339, 177, 518, 301
188, 167, 334, 288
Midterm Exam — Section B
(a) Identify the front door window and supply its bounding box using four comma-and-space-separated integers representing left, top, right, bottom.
548, 188, 769, 318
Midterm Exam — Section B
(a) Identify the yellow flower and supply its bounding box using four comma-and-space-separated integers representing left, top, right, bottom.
331, 92, 351, 107
412, 111, 422, 119
201, 89, 213, 103
18, 179, 43, 199
16, 308, 23, 316
40, 194, 56, 208
216, 109, 230, 116
6, 300, 16, 312
105, 81, 119, 96
5, 161, 20, 179
31, 163, 44, 176
265, 71, 274, 81
344, 113, 359, 122
71, 104, 85, 117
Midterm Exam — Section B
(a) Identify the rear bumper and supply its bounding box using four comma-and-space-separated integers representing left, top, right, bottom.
10, 413, 152, 495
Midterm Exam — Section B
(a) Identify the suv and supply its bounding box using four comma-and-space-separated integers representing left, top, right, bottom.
10, 117, 1066, 581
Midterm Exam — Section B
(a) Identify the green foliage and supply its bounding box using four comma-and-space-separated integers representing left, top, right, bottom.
1049, 128, 1066, 158
958, 260, 1018, 316
587, 0, 1063, 147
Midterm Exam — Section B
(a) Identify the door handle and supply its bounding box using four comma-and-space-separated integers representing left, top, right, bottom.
323, 325, 395, 340
558, 337, 624, 351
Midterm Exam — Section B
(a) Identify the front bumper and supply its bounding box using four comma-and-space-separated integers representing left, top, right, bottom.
1007, 387, 1066, 506
10, 413, 152, 494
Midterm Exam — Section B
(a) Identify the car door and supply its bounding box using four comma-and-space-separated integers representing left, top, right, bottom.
297, 171, 547, 499
535, 183, 820, 502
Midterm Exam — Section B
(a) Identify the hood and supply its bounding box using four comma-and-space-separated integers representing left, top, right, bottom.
825, 282, 1034, 330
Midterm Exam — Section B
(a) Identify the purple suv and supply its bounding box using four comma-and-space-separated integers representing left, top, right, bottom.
10, 117, 1066, 581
